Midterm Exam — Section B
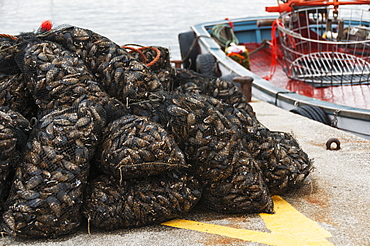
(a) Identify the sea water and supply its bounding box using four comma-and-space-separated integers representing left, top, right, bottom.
0, 0, 276, 60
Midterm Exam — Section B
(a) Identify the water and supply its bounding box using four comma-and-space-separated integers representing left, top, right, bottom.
0, 0, 276, 60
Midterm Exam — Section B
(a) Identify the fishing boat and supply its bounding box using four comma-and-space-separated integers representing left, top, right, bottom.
178, 0, 370, 139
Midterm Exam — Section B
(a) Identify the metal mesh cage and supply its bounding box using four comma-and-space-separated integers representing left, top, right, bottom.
277, 6, 370, 87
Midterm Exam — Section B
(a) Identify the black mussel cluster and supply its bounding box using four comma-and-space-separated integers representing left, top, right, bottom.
0, 107, 30, 211
84, 170, 201, 231
3, 101, 104, 238
173, 68, 255, 117
0, 25, 312, 238
42, 27, 162, 101
126, 45, 175, 91
95, 115, 189, 180
0, 74, 35, 120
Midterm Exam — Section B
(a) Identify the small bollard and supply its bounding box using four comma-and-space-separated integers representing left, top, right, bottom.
232, 76, 254, 102
171, 60, 183, 68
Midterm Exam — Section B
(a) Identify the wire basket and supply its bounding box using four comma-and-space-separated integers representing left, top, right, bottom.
276, 6, 370, 87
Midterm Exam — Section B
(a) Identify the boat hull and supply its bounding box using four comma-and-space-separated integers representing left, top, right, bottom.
186, 16, 370, 140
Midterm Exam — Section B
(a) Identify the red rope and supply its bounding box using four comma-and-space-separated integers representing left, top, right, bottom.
0, 34, 17, 41
263, 19, 284, 81
139, 46, 160, 67
121, 45, 161, 67
121, 45, 147, 64
225, 18, 235, 31
227, 52, 245, 62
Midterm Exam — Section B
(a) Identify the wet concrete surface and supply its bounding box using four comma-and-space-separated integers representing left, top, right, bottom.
1, 99, 370, 246
251, 99, 370, 246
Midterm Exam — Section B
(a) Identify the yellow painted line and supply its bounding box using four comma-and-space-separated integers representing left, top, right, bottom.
162, 196, 333, 246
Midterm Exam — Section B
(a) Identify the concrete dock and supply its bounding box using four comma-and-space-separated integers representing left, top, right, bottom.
2, 99, 370, 246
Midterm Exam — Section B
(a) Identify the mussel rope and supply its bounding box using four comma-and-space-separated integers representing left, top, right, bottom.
121, 45, 160, 67
0, 34, 18, 41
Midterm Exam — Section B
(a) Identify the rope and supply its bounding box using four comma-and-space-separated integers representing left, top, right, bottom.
139, 46, 160, 67
0, 34, 18, 41
121, 45, 161, 67
263, 19, 284, 81
211, 24, 239, 48
227, 52, 245, 62
249, 39, 271, 56
181, 35, 208, 63
122, 45, 147, 64
225, 18, 235, 31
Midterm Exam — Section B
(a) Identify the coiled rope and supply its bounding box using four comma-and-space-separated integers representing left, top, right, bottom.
122, 45, 147, 64
122, 45, 160, 67
210, 24, 239, 48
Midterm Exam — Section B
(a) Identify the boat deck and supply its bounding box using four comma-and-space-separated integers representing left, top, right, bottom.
247, 42, 370, 110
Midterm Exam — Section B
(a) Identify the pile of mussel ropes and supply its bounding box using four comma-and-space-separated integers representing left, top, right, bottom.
0, 25, 312, 238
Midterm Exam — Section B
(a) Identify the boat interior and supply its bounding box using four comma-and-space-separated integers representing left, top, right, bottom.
204, 5, 370, 110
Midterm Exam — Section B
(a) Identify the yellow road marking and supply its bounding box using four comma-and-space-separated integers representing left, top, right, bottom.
162, 195, 333, 246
